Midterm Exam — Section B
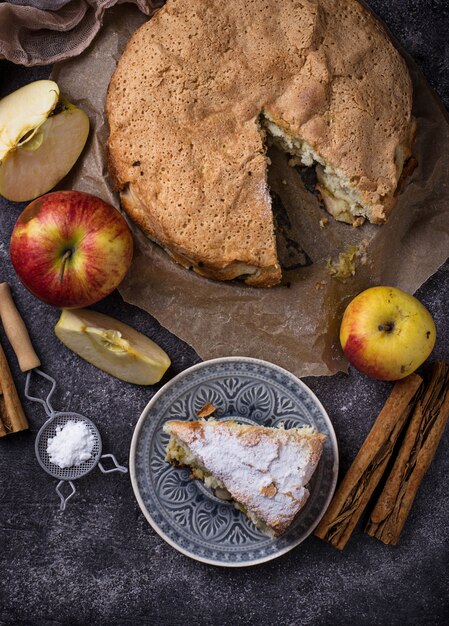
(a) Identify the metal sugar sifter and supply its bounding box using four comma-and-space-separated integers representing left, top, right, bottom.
0, 283, 127, 511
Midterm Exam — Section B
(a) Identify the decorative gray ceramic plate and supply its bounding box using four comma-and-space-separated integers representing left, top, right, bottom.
130, 357, 338, 567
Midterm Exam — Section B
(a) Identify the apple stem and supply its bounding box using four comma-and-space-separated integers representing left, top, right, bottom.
378, 323, 394, 332
59, 249, 72, 284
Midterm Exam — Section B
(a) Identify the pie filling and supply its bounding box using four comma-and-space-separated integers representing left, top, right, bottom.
165, 434, 276, 537
261, 112, 373, 224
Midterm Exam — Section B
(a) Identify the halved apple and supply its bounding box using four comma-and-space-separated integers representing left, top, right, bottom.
55, 309, 171, 385
0, 81, 89, 202
0, 80, 59, 160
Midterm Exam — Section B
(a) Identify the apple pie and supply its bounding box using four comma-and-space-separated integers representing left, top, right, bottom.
164, 419, 326, 537
107, 0, 415, 286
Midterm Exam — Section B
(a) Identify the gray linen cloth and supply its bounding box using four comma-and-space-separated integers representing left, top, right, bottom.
0, 0, 161, 66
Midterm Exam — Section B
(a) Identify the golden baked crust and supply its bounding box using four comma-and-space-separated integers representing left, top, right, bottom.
107, 0, 414, 286
163, 419, 326, 536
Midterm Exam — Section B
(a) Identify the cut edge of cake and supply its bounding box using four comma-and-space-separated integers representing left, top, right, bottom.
262, 111, 416, 226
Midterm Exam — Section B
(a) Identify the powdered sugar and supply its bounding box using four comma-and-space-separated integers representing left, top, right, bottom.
46, 420, 95, 469
166, 420, 324, 533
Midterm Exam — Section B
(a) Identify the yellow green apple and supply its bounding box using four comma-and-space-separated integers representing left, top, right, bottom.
0, 80, 89, 202
10, 191, 133, 308
55, 308, 171, 385
340, 286, 436, 380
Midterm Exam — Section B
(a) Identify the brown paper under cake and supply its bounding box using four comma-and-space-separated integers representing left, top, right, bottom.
0, 341, 28, 437
365, 362, 449, 544
314, 374, 422, 549
52, 5, 449, 378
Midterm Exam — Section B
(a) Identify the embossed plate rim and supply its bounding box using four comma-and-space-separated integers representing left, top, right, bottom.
130, 356, 339, 567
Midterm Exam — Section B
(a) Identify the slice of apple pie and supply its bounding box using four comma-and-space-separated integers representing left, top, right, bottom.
164, 419, 326, 537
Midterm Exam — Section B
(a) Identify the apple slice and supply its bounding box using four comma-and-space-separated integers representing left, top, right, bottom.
0, 80, 59, 162
0, 97, 89, 202
55, 309, 171, 385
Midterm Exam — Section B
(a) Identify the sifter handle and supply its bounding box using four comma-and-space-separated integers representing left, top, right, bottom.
0, 283, 41, 372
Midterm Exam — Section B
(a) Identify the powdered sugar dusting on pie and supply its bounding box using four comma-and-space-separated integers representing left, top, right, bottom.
164, 420, 325, 535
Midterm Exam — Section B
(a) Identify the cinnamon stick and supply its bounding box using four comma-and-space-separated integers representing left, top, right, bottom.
0, 340, 28, 437
365, 361, 449, 544
314, 374, 422, 549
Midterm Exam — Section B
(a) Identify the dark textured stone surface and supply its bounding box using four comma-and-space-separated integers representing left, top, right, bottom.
0, 2, 448, 624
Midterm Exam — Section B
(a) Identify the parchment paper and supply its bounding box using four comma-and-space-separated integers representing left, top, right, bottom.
51, 4, 449, 378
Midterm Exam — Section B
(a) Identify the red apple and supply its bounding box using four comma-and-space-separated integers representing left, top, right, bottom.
10, 191, 133, 308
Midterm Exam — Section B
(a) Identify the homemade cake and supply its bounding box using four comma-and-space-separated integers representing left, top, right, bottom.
164, 419, 326, 537
107, 0, 415, 286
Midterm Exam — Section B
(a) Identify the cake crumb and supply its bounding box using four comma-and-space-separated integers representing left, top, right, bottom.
327, 245, 359, 281
288, 156, 302, 167
326, 240, 370, 281
261, 482, 277, 498
197, 402, 217, 418
319, 217, 329, 228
